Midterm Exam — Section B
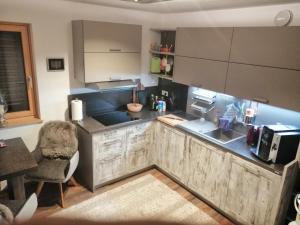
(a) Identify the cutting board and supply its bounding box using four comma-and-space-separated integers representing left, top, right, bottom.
157, 114, 187, 127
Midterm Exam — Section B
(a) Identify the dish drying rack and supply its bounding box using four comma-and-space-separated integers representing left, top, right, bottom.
191, 89, 216, 114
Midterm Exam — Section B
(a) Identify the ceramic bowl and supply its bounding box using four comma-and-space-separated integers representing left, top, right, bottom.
127, 103, 143, 112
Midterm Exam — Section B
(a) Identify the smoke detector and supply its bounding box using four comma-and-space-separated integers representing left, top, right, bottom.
121, 0, 173, 4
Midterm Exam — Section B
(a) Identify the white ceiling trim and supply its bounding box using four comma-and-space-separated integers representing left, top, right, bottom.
63, 0, 300, 13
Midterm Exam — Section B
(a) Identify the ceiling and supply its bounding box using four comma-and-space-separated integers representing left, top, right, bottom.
64, 0, 300, 13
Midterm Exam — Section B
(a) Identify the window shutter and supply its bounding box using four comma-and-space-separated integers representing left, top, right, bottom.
0, 31, 30, 112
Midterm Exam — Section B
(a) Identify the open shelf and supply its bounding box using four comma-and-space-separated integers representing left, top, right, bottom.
150, 50, 175, 56
150, 73, 173, 81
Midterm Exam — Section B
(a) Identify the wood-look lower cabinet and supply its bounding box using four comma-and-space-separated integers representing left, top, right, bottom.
93, 128, 127, 186
77, 121, 297, 225
185, 137, 229, 207
80, 121, 154, 190
156, 123, 186, 181
125, 122, 153, 174
222, 155, 281, 225
174, 56, 228, 92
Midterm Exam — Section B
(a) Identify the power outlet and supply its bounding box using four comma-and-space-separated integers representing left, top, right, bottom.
161, 90, 169, 97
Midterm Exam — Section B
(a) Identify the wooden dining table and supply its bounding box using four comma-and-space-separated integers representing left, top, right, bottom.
0, 138, 37, 200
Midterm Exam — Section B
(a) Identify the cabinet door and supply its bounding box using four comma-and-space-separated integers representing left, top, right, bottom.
158, 123, 186, 181
94, 154, 124, 185
125, 122, 153, 173
230, 27, 300, 70
84, 53, 141, 83
185, 137, 228, 207
83, 21, 142, 53
225, 63, 300, 112
176, 27, 233, 61
93, 129, 126, 160
92, 129, 126, 186
174, 56, 228, 92
223, 155, 281, 225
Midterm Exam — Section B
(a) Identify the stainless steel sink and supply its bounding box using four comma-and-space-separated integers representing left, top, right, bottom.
202, 128, 245, 144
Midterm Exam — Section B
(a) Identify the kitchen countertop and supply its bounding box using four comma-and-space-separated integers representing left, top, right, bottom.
77, 109, 190, 134
177, 125, 284, 175
77, 108, 285, 175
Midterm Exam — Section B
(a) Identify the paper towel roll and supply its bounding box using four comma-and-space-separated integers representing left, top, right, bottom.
71, 99, 83, 121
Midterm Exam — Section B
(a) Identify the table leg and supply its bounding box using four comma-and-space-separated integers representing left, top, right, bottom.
7, 176, 26, 200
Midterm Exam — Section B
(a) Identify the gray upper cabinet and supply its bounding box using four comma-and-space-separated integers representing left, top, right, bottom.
83, 21, 141, 53
176, 27, 233, 61
225, 63, 300, 112
72, 20, 142, 83
174, 56, 228, 92
230, 27, 300, 70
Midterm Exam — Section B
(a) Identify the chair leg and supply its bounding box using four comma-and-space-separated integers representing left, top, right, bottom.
68, 176, 79, 187
58, 183, 64, 208
36, 181, 44, 197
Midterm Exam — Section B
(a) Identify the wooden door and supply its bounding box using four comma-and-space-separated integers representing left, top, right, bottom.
230, 27, 300, 70
174, 56, 228, 92
125, 122, 153, 173
223, 155, 281, 225
185, 137, 228, 207
176, 27, 233, 61
83, 21, 142, 53
225, 63, 300, 112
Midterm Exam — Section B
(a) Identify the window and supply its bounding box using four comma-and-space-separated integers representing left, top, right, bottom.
0, 22, 39, 126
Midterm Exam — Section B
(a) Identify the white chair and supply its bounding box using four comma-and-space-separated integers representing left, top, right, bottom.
0, 193, 38, 224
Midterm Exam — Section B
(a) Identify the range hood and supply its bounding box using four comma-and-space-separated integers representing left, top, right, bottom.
86, 79, 138, 90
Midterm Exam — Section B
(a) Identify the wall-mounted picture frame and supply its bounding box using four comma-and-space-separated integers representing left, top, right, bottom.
47, 58, 65, 71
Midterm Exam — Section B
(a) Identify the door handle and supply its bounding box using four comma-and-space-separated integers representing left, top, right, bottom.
26, 76, 33, 89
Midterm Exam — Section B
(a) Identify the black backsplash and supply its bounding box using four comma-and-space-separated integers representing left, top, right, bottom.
157, 78, 188, 111
68, 79, 188, 117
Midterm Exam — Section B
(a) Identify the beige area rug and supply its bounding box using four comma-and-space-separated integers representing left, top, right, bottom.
53, 174, 219, 225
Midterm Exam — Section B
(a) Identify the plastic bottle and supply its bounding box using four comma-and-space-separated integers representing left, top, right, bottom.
150, 94, 155, 110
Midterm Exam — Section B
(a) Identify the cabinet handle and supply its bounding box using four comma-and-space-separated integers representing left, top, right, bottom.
109, 49, 122, 52
252, 97, 269, 104
26, 76, 33, 89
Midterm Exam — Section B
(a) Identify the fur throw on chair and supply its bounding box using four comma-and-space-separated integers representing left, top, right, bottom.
0, 204, 14, 225
37, 121, 78, 159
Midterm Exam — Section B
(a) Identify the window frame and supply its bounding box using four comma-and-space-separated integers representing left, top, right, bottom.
0, 22, 40, 125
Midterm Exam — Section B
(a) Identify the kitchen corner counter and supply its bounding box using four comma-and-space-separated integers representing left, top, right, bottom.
76, 109, 285, 175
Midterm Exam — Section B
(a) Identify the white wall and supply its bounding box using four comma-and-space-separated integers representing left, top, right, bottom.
0, 0, 160, 150
0, 0, 300, 151
160, 3, 300, 28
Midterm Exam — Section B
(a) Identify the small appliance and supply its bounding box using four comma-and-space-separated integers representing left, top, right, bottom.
251, 125, 300, 164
